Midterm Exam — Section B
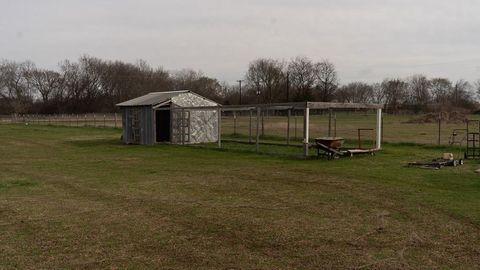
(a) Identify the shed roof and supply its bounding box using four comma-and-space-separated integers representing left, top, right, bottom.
116, 90, 190, 107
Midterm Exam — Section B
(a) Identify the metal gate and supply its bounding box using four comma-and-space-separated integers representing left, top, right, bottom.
171, 109, 190, 144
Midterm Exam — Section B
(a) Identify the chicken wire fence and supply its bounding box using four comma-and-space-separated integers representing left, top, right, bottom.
214, 108, 379, 158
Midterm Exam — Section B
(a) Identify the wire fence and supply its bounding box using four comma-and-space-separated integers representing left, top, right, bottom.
1, 111, 478, 149
220, 110, 480, 148
0, 113, 122, 128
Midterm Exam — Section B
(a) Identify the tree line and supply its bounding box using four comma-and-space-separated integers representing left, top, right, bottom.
229, 56, 479, 113
0, 56, 225, 114
1, 55, 479, 114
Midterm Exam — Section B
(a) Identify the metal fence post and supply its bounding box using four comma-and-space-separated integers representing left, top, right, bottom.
294, 111, 298, 140
217, 108, 222, 148
438, 113, 441, 145
233, 111, 237, 135
328, 108, 332, 137
303, 107, 310, 158
256, 107, 260, 152
261, 109, 265, 137
249, 109, 252, 143
287, 109, 291, 145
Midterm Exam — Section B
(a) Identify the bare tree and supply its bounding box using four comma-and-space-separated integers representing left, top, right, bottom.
452, 79, 474, 108
245, 58, 285, 103
371, 82, 385, 104
336, 82, 374, 103
430, 78, 452, 105
170, 69, 222, 102
0, 60, 35, 113
475, 79, 480, 100
381, 78, 408, 113
406, 75, 431, 111
314, 60, 338, 102
25, 68, 63, 103
287, 56, 316, 101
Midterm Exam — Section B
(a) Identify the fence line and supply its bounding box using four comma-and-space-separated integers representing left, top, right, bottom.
0, 112, 474, 147
0, 113, 122, 129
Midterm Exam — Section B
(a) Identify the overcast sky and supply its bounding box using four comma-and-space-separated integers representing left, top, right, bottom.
1, 0, 480, 84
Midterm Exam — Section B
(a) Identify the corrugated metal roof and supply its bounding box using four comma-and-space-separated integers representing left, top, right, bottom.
116, 91, 190, 107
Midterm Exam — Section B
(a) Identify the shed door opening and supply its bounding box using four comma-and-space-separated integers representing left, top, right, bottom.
156, 110, 170, 142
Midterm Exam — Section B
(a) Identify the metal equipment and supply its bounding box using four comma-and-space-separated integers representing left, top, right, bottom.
314, 137, 378, 159
465, 120, 480, 159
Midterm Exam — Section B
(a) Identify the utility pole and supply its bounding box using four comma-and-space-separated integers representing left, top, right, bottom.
237, 80, 243, 105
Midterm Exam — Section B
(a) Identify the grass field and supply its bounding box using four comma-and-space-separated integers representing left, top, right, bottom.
1, 124, 480, 269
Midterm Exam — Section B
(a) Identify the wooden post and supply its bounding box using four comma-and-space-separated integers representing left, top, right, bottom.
381, 114, 384, 143
328, 109, 332, 137
249, 109, 252, 143
217, 108, 222, 148
261, 109, 265, 137
93, 113, 96, 127
76, 114, 79, 127
287, 109, 291, 145
84, 114, 87, 127
438, 113, 441, 145
358, 129, 361, 149
181, 109, 185, 145
256, 107, 260, 152
376, 108, 382, 149
334, 112, 337, 137
103, 114, 106, 128
303, 107, 310, 158
293, 111, 297, 140
114, 113, 117, 128
233, 111, 237, 135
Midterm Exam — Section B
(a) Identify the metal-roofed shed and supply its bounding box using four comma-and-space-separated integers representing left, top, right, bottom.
117, 91, 220, 145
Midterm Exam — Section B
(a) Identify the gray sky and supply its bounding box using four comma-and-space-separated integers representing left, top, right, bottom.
1, 0, 480, 84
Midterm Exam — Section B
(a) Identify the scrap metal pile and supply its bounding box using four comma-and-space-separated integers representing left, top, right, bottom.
408, 153, 464, 169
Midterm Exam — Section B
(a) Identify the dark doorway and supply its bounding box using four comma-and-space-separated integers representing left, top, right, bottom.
156, 109, 170, 142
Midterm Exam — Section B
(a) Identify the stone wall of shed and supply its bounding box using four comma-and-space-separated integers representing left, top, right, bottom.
171, 93, 218, 144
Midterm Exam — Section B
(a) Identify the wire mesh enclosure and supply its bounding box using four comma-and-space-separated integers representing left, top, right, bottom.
213, 102, 383, 158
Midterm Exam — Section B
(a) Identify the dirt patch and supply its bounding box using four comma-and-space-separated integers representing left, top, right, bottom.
406, 112, 467, 124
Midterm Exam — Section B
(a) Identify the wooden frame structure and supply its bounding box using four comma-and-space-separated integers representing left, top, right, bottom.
162, 101, 383, 158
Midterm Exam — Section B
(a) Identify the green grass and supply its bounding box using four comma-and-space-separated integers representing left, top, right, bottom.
1, 124, 480, 269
